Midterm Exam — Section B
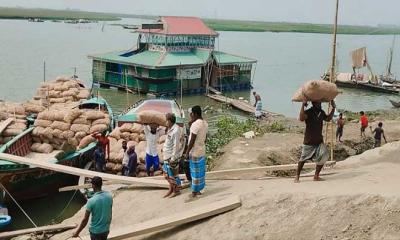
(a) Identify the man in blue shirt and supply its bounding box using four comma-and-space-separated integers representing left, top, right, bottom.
73, 176, 113, 240
93, 143, 105, 172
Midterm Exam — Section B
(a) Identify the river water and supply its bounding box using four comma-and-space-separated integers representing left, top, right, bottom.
0, 18, 399, 229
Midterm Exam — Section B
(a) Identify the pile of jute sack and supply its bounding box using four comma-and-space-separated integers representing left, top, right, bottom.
31, 108, 111, 154
292, 80, 339, 102
32, 76, 90, 107
0, 102, 28, 144
105, 110, 171, 177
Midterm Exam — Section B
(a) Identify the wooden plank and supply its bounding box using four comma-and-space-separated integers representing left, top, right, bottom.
81, 195, 241, 240
0, 224, 76, 239
0, 153, 169, 189
0, 118, 14, 135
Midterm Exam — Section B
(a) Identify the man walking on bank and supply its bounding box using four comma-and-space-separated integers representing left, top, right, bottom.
294, 100, 336, 183
73, 176, 113, 240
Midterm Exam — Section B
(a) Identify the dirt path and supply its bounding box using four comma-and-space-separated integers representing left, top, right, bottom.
46, 141, 400, 240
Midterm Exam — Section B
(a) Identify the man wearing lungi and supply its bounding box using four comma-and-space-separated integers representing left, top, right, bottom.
294, 100, 336, 183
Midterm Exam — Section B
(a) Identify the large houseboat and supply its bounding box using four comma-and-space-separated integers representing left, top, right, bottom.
89, 16, 257, 95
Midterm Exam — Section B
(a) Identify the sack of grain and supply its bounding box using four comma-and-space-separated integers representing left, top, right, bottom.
106, 162, 116, 171
63, 81, 79, 89
92, 118, 111, 126
0, 112, 8, 120
34, 119, 52, 128
48, 90, 62, 98
109, 137, 118, 148
84, 111, 105, 120
138, 164, 146, 172
75, 131, 88, 139
51, 121, 71, 131
62, 130, 75, 139
37, 143, 53, 154
77, 89, 91, 100
139, 133, 146, 142
131, 123, 143, 133
52, 129, 64, 139
54, 85, 69, 92
90, 124, 108, 134
137, 171, 147, 178
2, 128, 23, 137
49, 98, 66, 104
23, 103, 45, 114
113, 164, 123, 172
136, 141, 147, 153
37, 111, 53, 120
292, 80, 339, 102
137, 110, 167, 126
72, 117, 89, 125
127, 141, 138, 149
43, 127, 54, 139
119, 123, 133, 133
67, 138, 79, 147
31, 143, 42, 152
32, 137, 42, 143
78, 135, 96, 149
4, 103, 26, 115
55, 76, 70, 83
129, 133, 139, 142
32, 126, 45, 137
62, 89, 79, 98
64, 109, 82, 123
7, 123, 26, 130
109, 128, 121, 140
52, 111, 66, 122
71, 124, 90, 134
120, 132, 130, 141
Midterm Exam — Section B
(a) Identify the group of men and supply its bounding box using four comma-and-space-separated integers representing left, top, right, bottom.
74, 105, 208, 239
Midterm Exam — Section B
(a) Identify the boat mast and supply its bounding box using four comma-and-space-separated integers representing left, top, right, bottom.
386, 35, 396, 78
327, 0, 339, 162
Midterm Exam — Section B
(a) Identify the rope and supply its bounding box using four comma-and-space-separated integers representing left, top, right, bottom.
0, 182, 38, 228
51, 189, 79, 224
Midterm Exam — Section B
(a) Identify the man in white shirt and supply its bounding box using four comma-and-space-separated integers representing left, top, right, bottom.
162, 113, 183, 198
184, 105, 208, 198
144, 123, 161, 176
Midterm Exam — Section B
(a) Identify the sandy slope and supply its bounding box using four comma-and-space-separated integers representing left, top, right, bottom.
46, 141, 400, 240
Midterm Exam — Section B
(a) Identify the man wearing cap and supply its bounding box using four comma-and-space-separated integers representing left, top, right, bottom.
73, 176, 113, 240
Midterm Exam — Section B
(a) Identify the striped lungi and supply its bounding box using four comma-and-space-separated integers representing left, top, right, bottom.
189, 156, 206, 192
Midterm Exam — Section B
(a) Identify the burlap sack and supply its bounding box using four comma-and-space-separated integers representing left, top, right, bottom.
43, 127, 54, 139
131, 123, 143, 133
136, 141, 147, 154
127, 141, 138, 149
62, 130, 75, 139
109, 128, 121, 140
68, 138, 79, 147
139, 133, 146, 142
32, 126, 45, 137
292, 80, 339, 102
54, 85, 69, 92
137, 110, 167, 126
72, 117, 90, 125
120, 123, 133, 133
37, 143, 53, 154
51, 121, 71, 131
120, 132, 130, 141
2, 128, 23, 137
37, 111, 53, 120
92, 118, 111, 126
7, 123, 26, 130
34, 119, 52, 128
52, 129, 63, 139
78, 135, 96, 149
0, 112, 8, 120
75, 131, 88, 139
31, 143, 42, 152
85, 111, 105, 120
129, 133, 139, 142
137, 171, 147, 178
23, 103, 45, 114
106, 162, 116, 171
52, 111, 66, 121
113, 164, 123, 172
48, 90, 62, 98
77, 89, 91, 100
71, 124, 90, 134
49, 98, 66, 104
90, 124, 108, 134
64, 109, 82, 124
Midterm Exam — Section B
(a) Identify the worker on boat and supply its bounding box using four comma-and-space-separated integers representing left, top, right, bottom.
295, 100, 336, 183
126, 146, 138, 177
73, 176, 113, 240
92, 131, 110, 161
253, 91, 262, 119
144, 123, 162, 176
93, 142, 106, 172
162, 113, 183, 198
184, 106, 208, 198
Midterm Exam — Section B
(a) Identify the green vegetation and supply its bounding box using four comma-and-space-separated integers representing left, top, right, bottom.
0, 7, 120, 21
205, 116, 286, 169
204, 19, 400, 35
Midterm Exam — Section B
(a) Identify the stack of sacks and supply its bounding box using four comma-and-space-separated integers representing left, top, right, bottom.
0, 102, 28, 144
31, 108, 111, 154
105, 122, 167, 176
32, 76, 91, 105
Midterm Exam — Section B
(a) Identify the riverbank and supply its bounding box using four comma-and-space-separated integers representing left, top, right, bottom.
30, 108, 400, 240
2, 7, 400, 35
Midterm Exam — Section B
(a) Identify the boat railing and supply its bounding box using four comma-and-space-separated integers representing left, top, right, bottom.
0, 128, 34, 157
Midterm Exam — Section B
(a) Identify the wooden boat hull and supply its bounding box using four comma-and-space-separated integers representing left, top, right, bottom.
335, 80, 399, 94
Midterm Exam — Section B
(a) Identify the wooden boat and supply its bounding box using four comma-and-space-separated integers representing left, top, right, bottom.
335, 79, 399, 94
0, 97, 113, 202
117, 98, 185, 126
389, 99, 400, 108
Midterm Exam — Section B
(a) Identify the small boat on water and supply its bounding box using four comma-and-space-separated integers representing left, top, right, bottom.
0, 97, 113, 202
28, 18, 44, 23
117, 98, 185, 126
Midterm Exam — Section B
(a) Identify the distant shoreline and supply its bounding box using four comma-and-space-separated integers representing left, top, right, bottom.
1, 7, 400, 35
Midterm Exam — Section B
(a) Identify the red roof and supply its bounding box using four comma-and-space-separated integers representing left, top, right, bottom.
137, 16, 218, 36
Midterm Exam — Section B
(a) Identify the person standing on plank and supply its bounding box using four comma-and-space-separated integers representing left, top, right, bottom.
253, 91, 262, 119
73, 177, 112, 240
184, 105, 208, 197
162, 113, 183, 198
144, 123, 161, 176
294, 100, 336, 183
370, 122, 387, 148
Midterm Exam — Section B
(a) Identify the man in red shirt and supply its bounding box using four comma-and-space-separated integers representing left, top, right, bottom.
92, 132, 110, 160
360, 111, 368, 138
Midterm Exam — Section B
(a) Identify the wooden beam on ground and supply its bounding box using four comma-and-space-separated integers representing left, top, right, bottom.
0, 224, 76, 239
0, 153, 169, 189
80, 195, 241, 240
0, 118, 14, 135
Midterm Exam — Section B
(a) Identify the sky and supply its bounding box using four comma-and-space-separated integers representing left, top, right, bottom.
0, 0, 399, 26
